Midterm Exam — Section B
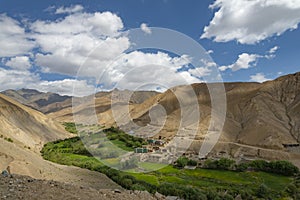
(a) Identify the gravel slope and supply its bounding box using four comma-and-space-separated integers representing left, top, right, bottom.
0, 174, 159, 200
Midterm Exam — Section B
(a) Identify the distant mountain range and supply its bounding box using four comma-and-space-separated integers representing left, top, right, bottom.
1, 89, 72, 114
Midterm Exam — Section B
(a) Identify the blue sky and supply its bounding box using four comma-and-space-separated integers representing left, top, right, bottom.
0, 0, 299, 96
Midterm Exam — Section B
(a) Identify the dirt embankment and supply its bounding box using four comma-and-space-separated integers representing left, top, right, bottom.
0, 174, 160, 200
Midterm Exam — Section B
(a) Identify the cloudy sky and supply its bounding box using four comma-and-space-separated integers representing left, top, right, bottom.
0, 0, 300, 96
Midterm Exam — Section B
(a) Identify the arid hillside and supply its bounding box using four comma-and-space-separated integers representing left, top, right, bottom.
0, 94, 121, 190
0, 94, 70, 151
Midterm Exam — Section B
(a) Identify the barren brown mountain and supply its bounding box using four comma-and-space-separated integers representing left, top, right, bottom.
1, 89, 72, 114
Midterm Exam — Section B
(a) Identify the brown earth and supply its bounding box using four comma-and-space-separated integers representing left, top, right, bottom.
0, 174, 159, 200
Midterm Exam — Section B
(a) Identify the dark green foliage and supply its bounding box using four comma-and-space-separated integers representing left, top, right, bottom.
63, 122, 78, 134
176, 157, 198, 167
1, 135, 14, 143
204, 158, 298, 176
120, 177, 133, 189
221, 194, 234, 200
40, 136, 92, 158
256, 184, 270, 199
206, 189, 222, 200
104, 127, 147, 150
176, 156, 189, 168
284, 174, 300, 198
4, 137, 13, 143
268, 160, 299, 176
249, 160, 299, 176
235, 162, 249, 172
249, 160, 269, 171
204, 159, 218, 169
239, 189, 254, 200
187, 159, 198, 166
216, 158, 235, 170
158, 183, 207, 200
204, 158, 235, 170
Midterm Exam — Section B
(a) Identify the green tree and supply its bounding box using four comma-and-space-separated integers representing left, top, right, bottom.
216, 158, 235, 170
187, 159, 198, 166
235, 163, 249, 172
176, 157, 189, 168
269, 160, 299, 176
256, 184, 270, 199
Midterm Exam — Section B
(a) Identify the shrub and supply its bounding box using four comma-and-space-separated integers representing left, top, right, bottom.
176, 157, 189, 168
203, 158, 235, 170
206, 189, 222, 200
248, 160, 299, 176
158, 183, 207, 200
63, 122, 78, 134
120, 178, 133, 189
4, 137, 13, 143
268, 160, 299, 176
249, 160, 269, 171
187, 159, 198, 166
216, 158, 235, 170
256, 184, 270, 199
131, 184, 147, 191
235, 163, 249, 172
204, 159, 218, 169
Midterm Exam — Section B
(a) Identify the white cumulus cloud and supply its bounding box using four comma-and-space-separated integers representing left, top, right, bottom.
5, 56, 31, 70
100, 51, 195, 90
0, 67, 96, 96
140, 23, 152, 34
219, 53, 260, 71
31, 11, 128, 77
0, 68, 39, 90
201, 0, 300, 44
0, 14, 35, 57
268, 46, 279, 54
250, 73, 270, 83
55, 5, 84, 14
34, 79, 95, 96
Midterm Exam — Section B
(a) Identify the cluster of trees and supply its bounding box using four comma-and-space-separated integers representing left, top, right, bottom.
248, 160, 299, 176
203, 158, 299, 176
41, 137, 92, 159
104, 127, 148, 149
63, 122, 78, 134
176, 156, 198, 168
204, 158, 235, 170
